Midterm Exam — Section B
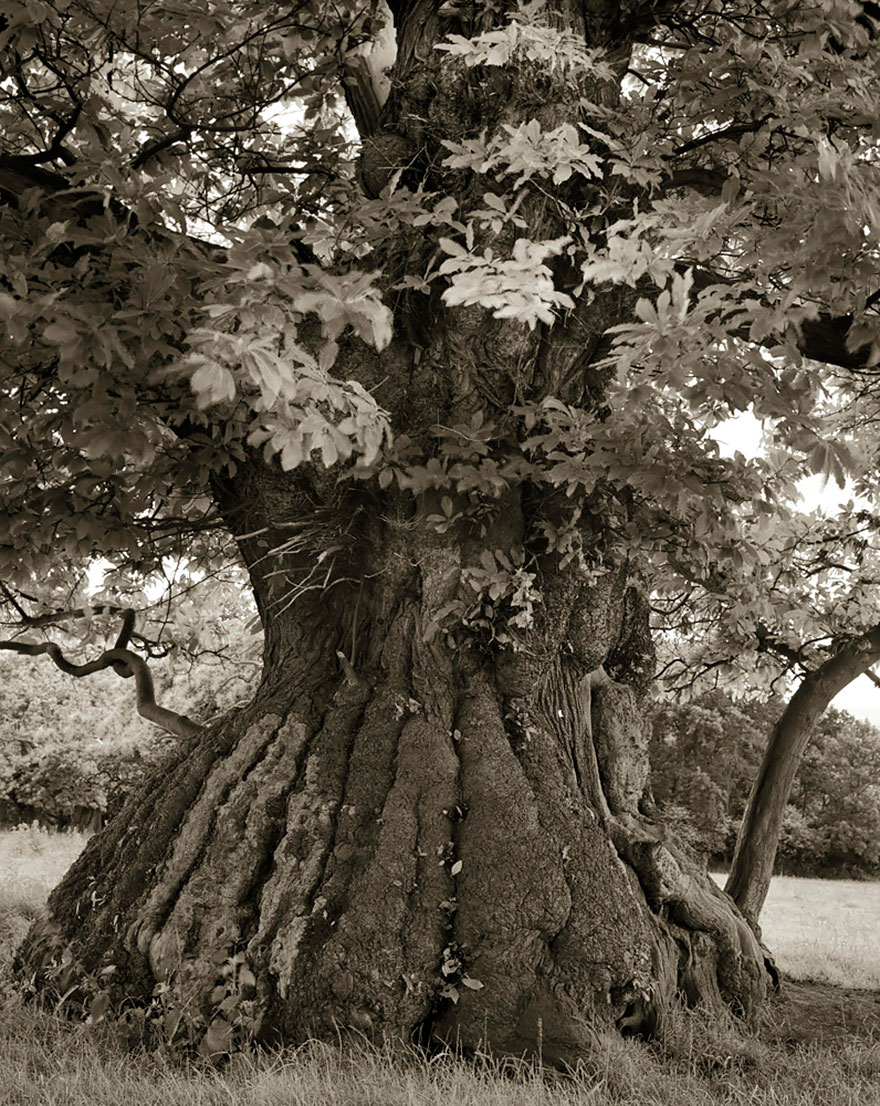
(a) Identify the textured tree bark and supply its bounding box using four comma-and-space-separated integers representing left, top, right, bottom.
726, 628, 880, 925
15, 0, 775, 1062
16, 456, 772, 1062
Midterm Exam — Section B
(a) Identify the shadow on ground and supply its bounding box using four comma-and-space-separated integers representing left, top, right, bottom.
766, 980, 880, 1046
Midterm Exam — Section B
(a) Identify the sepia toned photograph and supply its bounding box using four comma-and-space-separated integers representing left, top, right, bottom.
1, 1, 879, 1101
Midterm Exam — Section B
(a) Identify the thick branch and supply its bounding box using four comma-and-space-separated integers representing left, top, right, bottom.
754, 623, 806, 672
131, 127, 193, 171
671, 116, 771, 157
0, 157, 138, 230
341, 2, 396, 140
686, 266, 879, 372
662, 167, 729, 196
798, 313, 876, 371
0, 631, 204, 741
725, 623, 880, 924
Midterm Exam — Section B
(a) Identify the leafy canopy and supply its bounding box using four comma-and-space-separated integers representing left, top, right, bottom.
2, 0, 880, 686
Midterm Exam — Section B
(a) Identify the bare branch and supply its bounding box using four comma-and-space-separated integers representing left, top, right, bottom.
0, 614, 204, 741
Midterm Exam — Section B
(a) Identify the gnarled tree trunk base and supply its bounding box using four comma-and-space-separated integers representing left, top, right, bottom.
16, 479, 774, 1063
15, 599, 773, 1064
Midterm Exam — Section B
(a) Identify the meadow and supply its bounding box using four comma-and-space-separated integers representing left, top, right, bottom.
1, 826, 878, 1106
711, 870, 880, 991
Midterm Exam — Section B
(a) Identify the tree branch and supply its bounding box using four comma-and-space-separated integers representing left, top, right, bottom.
661, 167, 729, 196
0, 614, 204, 740
131, 127, 193, 171
0, 603, 172, 658
754, 623, 807, 672
726, 621, 880, 922
671, 116, 771, 157
686, 266, 879, 372
2, 602, 127, 632
799, 313, 877, 372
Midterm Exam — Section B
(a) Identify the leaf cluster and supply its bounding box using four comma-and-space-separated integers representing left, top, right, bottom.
3, 0, 880, 671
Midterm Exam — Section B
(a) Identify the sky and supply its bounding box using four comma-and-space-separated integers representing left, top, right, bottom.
712, 412, 880, 730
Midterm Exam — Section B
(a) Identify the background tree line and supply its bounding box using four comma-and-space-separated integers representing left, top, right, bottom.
4, 624, 879, 883
650, 693, 880, 879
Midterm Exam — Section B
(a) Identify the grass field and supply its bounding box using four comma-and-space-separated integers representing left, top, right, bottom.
711, 871, 880, 990
1, 826, 879, 1106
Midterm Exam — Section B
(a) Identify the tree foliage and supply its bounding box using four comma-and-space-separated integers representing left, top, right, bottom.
2, 0, 880, 628
650, 694, 880, 876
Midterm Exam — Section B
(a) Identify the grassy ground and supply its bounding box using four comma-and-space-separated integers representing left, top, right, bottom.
0, 824, 88, 973
1, 826, 879, 1106
711, 871, 880, 990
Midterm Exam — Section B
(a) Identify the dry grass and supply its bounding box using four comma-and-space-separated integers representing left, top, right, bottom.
0, 996, 878, 1106
711, 871, 880, 990
0, 822, 88, 888
1, 828, 878, 1106
0, 991, 878, 1106
761, 875, 880, 990
0, 824, 89, 968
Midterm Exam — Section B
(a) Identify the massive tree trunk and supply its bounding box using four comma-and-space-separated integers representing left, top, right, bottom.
16, 457, 771, 1062
16, 0, 774, 1062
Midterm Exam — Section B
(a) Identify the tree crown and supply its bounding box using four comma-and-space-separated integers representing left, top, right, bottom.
3, 0, 880, 686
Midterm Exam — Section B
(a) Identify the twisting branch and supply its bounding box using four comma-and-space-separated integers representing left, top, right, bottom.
0, 602, 172, 658
0, 611, 204, 740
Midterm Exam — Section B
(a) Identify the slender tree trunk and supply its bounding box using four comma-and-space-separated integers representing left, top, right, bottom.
726, 628, 880, 925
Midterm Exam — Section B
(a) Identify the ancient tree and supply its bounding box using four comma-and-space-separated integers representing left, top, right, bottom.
4, 0, 880, 1061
